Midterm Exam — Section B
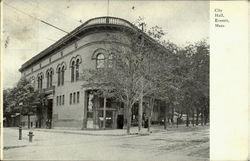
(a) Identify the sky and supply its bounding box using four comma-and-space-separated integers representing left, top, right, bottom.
2, 0, 209, 88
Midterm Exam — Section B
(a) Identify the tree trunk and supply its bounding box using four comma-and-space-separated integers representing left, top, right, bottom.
164, 103, 169, 130
204, 107, 208, 125
148, 115, 151, 132
164, 115, 167, 130
171, 106, 174, 127
138, 93, 143, 132
19, 114, 22, 127
192, 110, 195, 127
196, 108, 199, 125
201, 110, 204, 126
186, 113, 189, 127
176, 117, 179, 128
147, 98, 154, 132
126, 106, 132, 135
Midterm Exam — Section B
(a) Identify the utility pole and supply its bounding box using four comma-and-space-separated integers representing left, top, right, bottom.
138, 22, 145, 133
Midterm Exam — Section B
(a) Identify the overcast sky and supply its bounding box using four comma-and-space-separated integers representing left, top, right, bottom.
2, 0, 209, 88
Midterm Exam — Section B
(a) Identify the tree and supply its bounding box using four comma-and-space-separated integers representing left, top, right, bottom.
82, 20, 174, 134
3, 77, 42, 127
3, 88, 14, 126
177, 40, 209, 127
82, 19, 209, 133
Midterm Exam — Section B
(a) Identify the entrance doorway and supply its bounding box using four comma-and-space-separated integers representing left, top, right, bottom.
85, 91, 121, 129
117, 115, 124, 129
46, 99, 53, 128
96, 110, 116, 129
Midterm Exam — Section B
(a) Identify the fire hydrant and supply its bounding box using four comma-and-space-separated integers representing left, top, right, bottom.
19, 126, 22, 140
28, 131, 34, 142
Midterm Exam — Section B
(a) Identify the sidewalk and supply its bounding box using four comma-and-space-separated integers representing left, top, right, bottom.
10, 125, 165, 136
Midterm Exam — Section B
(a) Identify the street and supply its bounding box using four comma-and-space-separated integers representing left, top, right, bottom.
3, 126, 209, 161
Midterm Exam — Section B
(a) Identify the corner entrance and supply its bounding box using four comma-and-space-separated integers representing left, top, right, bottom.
85, 91, 124, 129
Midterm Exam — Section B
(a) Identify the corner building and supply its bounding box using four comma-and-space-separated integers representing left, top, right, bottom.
19, 17, 165, 129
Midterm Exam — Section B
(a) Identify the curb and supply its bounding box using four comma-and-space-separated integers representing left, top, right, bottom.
5, 127, 164, 136
32, 129, 128, 136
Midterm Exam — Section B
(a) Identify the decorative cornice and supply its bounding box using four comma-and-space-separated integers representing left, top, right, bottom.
19, 17, 139, 72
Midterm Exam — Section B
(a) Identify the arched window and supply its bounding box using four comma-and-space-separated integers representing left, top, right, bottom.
96, 53, 105, 69
61, 66, 65, 85
75, 59, 80, 81
37, 73, 43, 90
37, 77, 40, 89
46, 72, 50, 88
49, 70, 53, 87
71, 61, 75, 82
108, 53, 114, 68
58, 67, 61, 86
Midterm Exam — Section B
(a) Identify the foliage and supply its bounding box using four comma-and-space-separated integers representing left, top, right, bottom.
3, 77, 41, 116
82, 19, 210, 132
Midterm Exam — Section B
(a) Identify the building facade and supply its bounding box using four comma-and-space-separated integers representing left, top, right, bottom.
19, 17, 164, 129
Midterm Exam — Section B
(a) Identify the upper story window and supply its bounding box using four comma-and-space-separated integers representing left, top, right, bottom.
57, 62, 66, 86
92, 49, 115, 69
37, 72, 44, 90
108, 53, 114, 68
71, 61, 75, 82
61, 66, 65, 85
57, 67, 61, 86
76, 59, 80, 81
70, 55, 82, 82
96, 53, 105, 69
46, 68, 54, 88
46, 72, 50, 88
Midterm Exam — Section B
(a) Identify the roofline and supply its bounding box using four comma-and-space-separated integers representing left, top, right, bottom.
19, 16, 168, 72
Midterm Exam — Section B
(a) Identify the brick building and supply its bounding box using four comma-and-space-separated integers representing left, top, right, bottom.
19, 17, 164, 129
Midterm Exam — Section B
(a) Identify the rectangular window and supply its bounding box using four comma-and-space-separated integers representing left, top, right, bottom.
77, 91, 80, 103
70, 93, 72, 104
62, 95, 65, 105
73, 92, 76, 104
56, 96, 59, 106
59, 96, 61, 105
